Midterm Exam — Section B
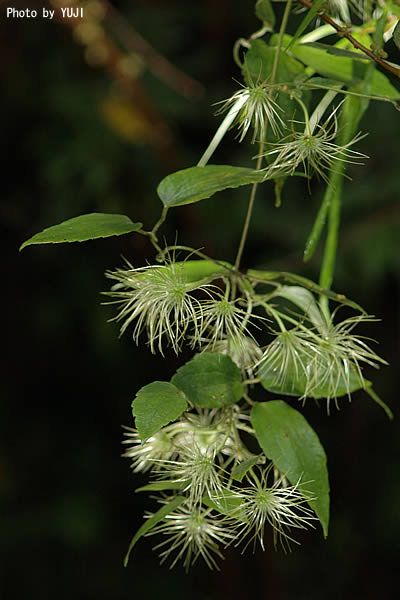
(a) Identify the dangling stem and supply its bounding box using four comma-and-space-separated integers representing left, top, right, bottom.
234, 137, 265, 272
270, 0, 293, 85
139, 206, 169, 254
293, 95, 311, 133
152, 206, 169, 237
234, 0, 293, 273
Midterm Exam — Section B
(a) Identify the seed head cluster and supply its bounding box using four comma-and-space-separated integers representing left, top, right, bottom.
111, 34, 389, 570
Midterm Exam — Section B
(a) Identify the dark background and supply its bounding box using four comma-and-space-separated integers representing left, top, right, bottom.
2, 1, 399, 598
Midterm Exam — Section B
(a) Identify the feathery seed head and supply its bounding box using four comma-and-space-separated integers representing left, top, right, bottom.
122, 427, 175, 473
194, 295, 257, 352
230, 467, 316, 551
205, 334, 263, 377
147, 504, 236, 570
159, 442, 224, 507
105, 261, 212, 355
217, 78, 285, 142
257, 313, 386, 406
263, 107, 367, 182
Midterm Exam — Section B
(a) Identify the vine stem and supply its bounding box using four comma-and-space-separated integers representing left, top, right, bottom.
152, 206, 169, 238
270, 0, 293, 84
138, 206, 169, 254
297, 0, 400, 78
318, 167, 345, 318
233, 140, 265, 272
317, 87, 367, 316
234, 0, 293, 272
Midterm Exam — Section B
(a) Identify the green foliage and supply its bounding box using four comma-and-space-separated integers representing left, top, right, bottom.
246, 268, 364, 311
171, 353, 244, 408
251, 400, 330, 536
21, 0, 397, 572
20, 213, 142, 250
203, 488, 245, 515
244, 38, 304, 83
135, 481, 185, 492
157, 165, 265, 207
231, 455, 262, 483
132, 381, 187, 440
289, 40, 400, 99
173, 259, 232, 284
123, 496, 185, 566
243, 38, 311, 119
259, 355, 364, 399
287, 0, 326, 49
268, 285, 327, 332
255, 0, 275, 29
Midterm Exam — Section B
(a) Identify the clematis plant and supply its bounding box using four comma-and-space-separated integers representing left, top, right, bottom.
21, 0, 398, 571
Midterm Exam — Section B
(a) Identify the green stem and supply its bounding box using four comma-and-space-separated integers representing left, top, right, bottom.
318, 61, 375, 316
303, 81, 400, 111
137, 229, 163, 254
234, 0, 293, 272
157, 244, 235, 273
293, 95, 311, 132
297, 0, 400, 78
318, 171, 345, 318
270, 0, 293, 85
152, 206, 168, 238
234, 140, 265, 272
365, 385, 393, 420
303, 188, 331, 263
139, 206, 169, 254
258, 301, 288, 332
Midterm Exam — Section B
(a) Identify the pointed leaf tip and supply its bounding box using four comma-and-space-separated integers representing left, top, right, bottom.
20, 213, 142, 251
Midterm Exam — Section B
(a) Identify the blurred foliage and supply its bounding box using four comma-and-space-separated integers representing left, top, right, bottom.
2, 1, 400, 599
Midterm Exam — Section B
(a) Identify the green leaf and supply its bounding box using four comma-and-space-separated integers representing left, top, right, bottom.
306, 76, 346, 90
305, 73, 400, 106
175, 259, 232, 284
123, 496, 185, 566
19, 213, 142, 250
290, 42, 359, 83
255, 0, 275, 29
361, 69, 400, 99
129, 260, 232, 289
203, 489, 245, 517
364, 381, 393, 420
132, 381, 187, 440
270, 285, 327, 333
157, 165, 265, 208
251, 400, 329, 536
135, 481, 185, 493
231, 455, 263, 483
290, 41, 400, 98
394, 20, 400, 50
171, 353, 244, 408
259, 349, 364, 400
247, 268, 365, 312
287, 0, 326, 50
306, 41, 370, 61
246, 38, 304, 83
